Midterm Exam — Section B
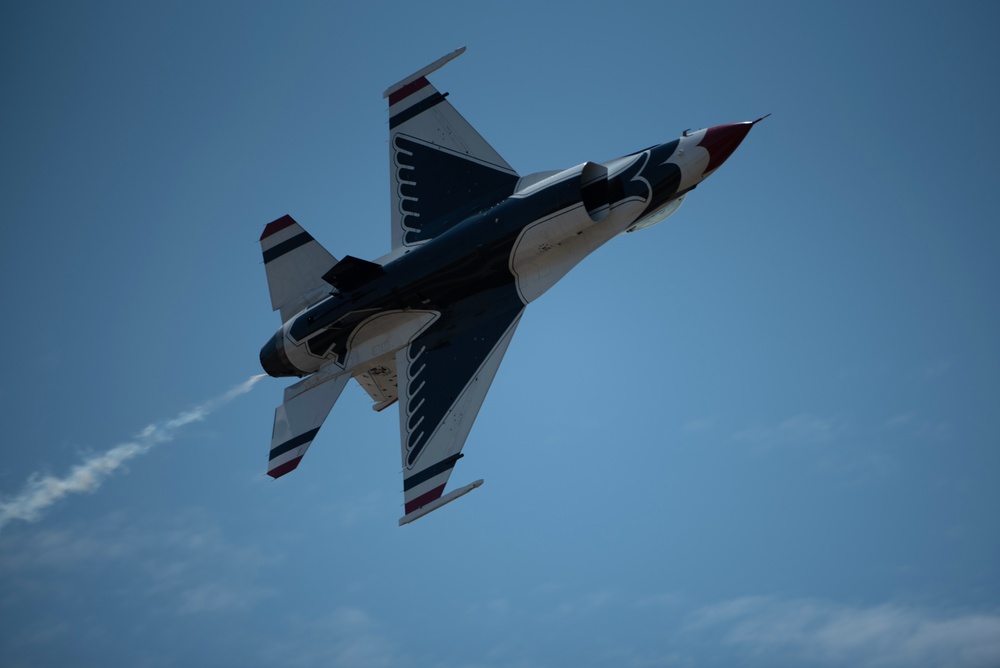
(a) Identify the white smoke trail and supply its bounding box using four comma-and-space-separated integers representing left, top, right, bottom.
0, 374, 267, 532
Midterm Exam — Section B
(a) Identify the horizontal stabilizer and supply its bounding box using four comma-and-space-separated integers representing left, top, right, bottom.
322, 255, 386, 292
399, 479, 483, 526
268, 373, 349, 478
260, 215, 337, 321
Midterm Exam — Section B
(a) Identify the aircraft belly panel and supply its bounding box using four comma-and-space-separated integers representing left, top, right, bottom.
353, 354, 399, 409
282, 325, 326, 375
343, 310, 439, 372
509, 204, 622, 304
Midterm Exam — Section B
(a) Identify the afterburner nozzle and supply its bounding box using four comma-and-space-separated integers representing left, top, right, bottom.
260, 329, 299, 378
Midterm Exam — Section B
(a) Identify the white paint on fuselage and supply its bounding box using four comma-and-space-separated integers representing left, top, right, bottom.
509, 160, 645, 304
281, 308, 439, 380
289, 130, 717, 376
672, 129, 710, 193
509, 202, 598, 304
509, 203, 637, 304
508, 132, 713, 304
343, 309, 439, 371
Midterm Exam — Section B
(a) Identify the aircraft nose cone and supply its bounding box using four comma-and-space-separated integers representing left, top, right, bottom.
698, 122, 753, 175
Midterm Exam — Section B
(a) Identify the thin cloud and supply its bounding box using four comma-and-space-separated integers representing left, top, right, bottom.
884, 412, 953, 441
918, 359, 952, 380
260, 607, 400, 668
682, 418, 714, 433
884, 412, 915, 428
0, 374, 266, 532
686, 596, 1000, 667
176, 581, 276, 615
0, 509, 281, 627
550, 588, 622, 618
732, 414, 837, 453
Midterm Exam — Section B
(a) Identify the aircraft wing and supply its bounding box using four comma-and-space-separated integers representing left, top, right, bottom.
385, 47, 520, 250
395, 290, 525, 524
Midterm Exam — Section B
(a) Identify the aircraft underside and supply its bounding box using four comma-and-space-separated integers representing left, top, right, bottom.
257, 47, 760, 524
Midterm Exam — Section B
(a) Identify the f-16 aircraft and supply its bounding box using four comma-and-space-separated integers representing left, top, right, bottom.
259, 47, 762, 525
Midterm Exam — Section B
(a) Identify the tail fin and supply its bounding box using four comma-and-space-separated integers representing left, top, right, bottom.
260, 215, 337, 321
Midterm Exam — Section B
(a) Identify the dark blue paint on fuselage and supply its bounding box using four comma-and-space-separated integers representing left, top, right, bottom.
260, 138, 684, 378
395, 135, 520, 246
610, 140, 682, 218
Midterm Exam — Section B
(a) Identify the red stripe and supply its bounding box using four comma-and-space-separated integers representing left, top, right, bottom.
388, 77, 429, 106
268, 456, 303, 479
260, 214, 297, 241
404, 483, 445, 514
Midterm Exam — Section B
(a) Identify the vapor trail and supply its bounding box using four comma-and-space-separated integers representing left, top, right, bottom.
0, 374, 267, 532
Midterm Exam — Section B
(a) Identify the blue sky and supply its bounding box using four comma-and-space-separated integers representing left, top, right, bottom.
2, 2, 999, 666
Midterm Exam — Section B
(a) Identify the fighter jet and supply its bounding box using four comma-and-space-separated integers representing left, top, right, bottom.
259, 47, 761, 525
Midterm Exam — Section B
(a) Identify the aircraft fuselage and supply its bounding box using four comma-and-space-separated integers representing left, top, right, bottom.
255, 47, 762, 518
261, 123, 754, 381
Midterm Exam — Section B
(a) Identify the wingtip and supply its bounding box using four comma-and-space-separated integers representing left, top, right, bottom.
267, 456, 303, 479
398, 479, 484, 526
383, 47, 468, 100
